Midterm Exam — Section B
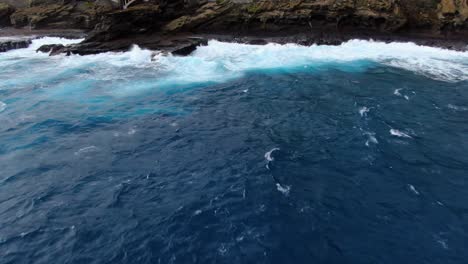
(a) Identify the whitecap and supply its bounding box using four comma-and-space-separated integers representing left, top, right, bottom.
434, 235, 449, 250
390, 129, 412, 139
264, 148, 280, 162
2, 38, 468, 97
364, 131, 379, 146
394, 88, 403, 96
0, 101, 6, 113
127, 128, 137, 135
193, 210, 202, 216
436, 239, 449, 250
394, 89, 410, 100
408, 184, 420, 195
359, 107, 370, 117
218, 244, 228, 256
448, 104, 468, 111
276, 183, 291, 196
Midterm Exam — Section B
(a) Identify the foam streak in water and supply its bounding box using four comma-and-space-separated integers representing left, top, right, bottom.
0, 101, 6, 113
390, 129, 412, 139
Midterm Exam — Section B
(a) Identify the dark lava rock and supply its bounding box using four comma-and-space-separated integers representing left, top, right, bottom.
36, 44, 66, 55
171, 38, 208, 56
0, 39, 32, 53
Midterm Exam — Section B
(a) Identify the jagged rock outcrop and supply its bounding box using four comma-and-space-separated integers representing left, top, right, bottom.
160, 0, 409, 34
2, 0, 466, 55
160, 0, 468, 34
437, 0, 468, 29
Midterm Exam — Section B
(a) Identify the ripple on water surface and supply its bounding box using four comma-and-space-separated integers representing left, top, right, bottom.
0, 37, 467, 264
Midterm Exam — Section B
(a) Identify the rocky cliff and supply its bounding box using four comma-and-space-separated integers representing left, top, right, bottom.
1, 0, 117, 29
1, 0, 467, 54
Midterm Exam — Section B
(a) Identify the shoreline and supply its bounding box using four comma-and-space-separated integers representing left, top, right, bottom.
1, 27, 467, 55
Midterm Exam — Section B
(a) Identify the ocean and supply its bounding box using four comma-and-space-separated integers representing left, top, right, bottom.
1, 37, 468, 263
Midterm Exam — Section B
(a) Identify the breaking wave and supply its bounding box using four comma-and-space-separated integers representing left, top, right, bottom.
1, 37, 467, 97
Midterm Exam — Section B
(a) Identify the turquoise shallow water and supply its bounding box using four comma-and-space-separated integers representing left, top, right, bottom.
1, 37, 468, 264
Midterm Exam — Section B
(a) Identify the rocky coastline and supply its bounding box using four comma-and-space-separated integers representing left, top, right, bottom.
0, 0, 467, 55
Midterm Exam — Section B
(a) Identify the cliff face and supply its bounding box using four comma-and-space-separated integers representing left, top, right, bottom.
161, 0, 468, 33
0, 0, 117, 29
1, 0, 467, 33
1, 0, 467, 55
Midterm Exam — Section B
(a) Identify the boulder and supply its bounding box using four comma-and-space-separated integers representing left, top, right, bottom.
36, 44, 66, 55
170, 37, 208, 55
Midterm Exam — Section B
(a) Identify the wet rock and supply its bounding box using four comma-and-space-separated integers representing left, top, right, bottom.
171, 38, 208, 56
36, 44, 65, 55
0, 39, 32, 53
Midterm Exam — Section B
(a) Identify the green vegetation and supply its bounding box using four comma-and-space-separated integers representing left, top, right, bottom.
246, 2, 262, 14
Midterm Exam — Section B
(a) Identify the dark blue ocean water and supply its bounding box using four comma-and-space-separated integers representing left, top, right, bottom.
1, 38, 468, 264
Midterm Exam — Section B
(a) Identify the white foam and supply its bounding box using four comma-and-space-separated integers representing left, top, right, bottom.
363, 131, 378, 146
185, 40, 468, 82
74, 145, 98, 155
276, 183, 291, 196
448, 104, 468, 111
1, 38, 468, 96
390, 129, 412, 139
264, 148, 280, 162
0, 37, 83, 58
408, 184, 420, 195
436, 239, 449, 250
0, 101, 6, 112
394, 89, 410, 100
359, 106, 370, 117
193, 209, 202, 216
127, 128, 137, 135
